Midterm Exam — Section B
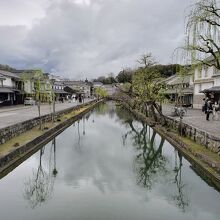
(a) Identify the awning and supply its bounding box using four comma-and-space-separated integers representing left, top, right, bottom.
53, 89, 68, 94
200, 86, 220, 93
11, 88, 21, 93
0, 87, 14, 93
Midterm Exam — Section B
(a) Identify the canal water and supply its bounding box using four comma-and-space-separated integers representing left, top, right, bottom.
0, 102, 219, 220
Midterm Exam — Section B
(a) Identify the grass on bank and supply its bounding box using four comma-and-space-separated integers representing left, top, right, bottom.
0, 105, 90, 157
167, 129, 220, 179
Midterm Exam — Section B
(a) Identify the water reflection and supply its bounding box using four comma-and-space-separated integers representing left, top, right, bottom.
0, 102, 219, 220
115, 105, 189, 211
172, 150, 189, 212
124, 120, 167, 189
23, 138, 58, 208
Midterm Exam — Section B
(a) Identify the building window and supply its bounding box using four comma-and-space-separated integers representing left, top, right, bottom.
204, 66, 208, 77
197, 66, 202, 79
213, 67, 218, 75
198, 84, 201, 92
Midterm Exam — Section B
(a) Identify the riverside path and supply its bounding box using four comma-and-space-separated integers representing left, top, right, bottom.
0, 99, 93, 129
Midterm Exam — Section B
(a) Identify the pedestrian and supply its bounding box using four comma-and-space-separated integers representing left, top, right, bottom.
206, 99, 213, 121
212, 101, 219, 120
202, 98, 206, 112
79, 94, 82, 103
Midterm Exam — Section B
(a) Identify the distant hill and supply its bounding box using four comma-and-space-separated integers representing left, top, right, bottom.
0, 64, 17, 72
0, 64, 37, 73
147, 64, 184, 78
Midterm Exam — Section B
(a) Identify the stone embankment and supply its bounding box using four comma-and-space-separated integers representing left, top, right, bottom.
110, 97, 220, 190
165, 114, 220, 155
0, 99, 102, 176
0, 100, 97, 145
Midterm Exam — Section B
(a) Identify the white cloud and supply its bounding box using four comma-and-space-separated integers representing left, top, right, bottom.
0, 0, 194, 79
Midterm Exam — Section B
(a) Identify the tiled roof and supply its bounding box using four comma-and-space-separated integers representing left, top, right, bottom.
167, 75, 191, 85
164, 87, 193, 95
0, 70, 20, 79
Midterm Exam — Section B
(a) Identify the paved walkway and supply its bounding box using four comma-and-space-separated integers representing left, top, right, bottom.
0, 99, 93, 129
1, 101, 219, 137
162, 104, 220, 137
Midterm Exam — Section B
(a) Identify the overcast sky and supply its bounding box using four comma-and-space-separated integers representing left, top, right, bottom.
0, 0, 195, 79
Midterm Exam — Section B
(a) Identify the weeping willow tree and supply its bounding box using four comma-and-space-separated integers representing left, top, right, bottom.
186, 0, 220, 68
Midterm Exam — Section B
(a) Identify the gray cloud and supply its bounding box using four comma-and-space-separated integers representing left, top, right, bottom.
0, 0, 194, 79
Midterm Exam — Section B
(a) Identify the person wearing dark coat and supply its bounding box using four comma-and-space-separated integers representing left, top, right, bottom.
206, 99, 213, 121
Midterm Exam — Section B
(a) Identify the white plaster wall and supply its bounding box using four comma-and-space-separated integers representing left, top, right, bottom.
189, 75, 194, 85
201, 67, 206, 78
206, 66, 214, 78
214, 76, 220, 86
3, 77, 14, 87
194, 67, 202, 80
195, 66, 214, 80
24, 81, 34, 94
194, 82, 214, 95
194, 84, 201, 95
201, 82, 214, 91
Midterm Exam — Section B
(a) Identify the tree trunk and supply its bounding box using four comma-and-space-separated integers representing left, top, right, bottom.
38, 99, 42, 130
153, 102, 167, 125
150, 104, 157, 122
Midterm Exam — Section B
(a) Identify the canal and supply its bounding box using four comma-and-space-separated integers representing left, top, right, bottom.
0, 102, 219, 220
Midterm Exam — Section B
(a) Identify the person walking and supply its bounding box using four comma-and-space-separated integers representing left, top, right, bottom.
212, 101, 219, 120
202, 98, 206, 112
206, 99, 213, 121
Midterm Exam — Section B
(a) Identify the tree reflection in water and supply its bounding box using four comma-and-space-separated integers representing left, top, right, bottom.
116, 105, 189, 211
123, 119, 167, 189
23, 138, 58, 208
172, 150, 189, 212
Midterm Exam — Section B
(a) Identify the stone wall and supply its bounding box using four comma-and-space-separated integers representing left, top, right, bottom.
165, 116, 220, 154
116, 98, 220, 154
0, 100, 97, 145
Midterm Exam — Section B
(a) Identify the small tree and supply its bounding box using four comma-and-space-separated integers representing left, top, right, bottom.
94, 87, 108, 99
132, 53, 166, 122
116, 68, 133, 83
21, 69, 48, 130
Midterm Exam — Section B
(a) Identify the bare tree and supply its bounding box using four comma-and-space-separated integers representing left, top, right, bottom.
137, 53, 157, 68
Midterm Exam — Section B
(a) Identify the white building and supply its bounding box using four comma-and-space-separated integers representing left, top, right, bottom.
193, 65, 220, 108
163, 74, 194, 107
63, 81, 91, 98
0, 70, 22, 105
